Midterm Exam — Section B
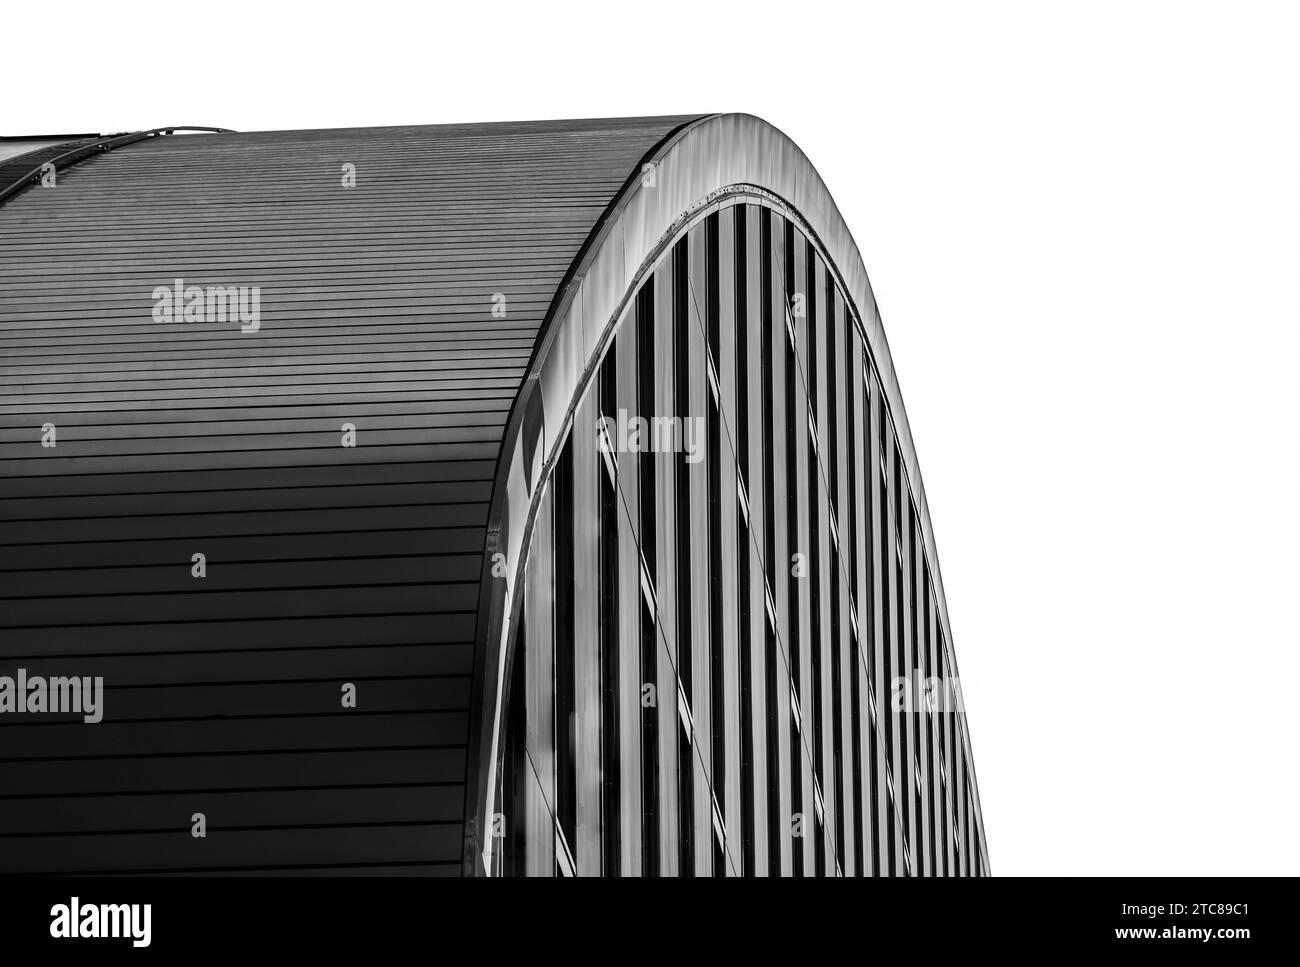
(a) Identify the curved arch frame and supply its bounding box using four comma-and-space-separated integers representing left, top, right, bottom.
463, 112, 985, 874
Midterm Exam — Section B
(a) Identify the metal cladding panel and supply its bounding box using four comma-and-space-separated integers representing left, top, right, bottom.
0, 116, 696, 874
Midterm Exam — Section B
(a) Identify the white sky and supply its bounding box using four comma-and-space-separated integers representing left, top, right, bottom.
6, 0, 1298, 875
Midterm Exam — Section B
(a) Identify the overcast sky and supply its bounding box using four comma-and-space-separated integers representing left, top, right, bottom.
6, 0, 1298, 875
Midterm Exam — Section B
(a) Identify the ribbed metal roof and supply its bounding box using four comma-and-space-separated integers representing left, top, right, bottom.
0, 117, 698, 873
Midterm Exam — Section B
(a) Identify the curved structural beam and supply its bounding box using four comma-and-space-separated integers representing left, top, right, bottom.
466, 112, 987, 874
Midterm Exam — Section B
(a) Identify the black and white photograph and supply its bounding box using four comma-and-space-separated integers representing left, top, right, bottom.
0, 0, 1295, 954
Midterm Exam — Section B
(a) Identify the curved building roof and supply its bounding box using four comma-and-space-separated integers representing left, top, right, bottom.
0, 114, 986, 876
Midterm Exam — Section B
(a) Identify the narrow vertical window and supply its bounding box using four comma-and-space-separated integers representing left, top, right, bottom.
706, 212, 720, 364
734, 207, 749, 483
780, 358, 800, 873
636, 282, 659, 877
880, 465, 893, 779
908, 507, 920, 871
637, 285, 656, 559
867, 704, 880, 876
830, 550, 845, 873
880, 457, 896, 875
553, 437, 577, 861
923, 572, 936, 877
893, 442, 903, 545
825, 270, 838, 519
707, 214, 725, 877
673, 238, 693, 704
500, 614, 527, 876
672, 237, 694, 877
761, 207, 777, 573
962, 756, 973, 875
862, 373, 875, 689
598, 358, 620, 876
886, 774, 898, 875
848, 333, 866, 874
738, 517, 755, 875
766, 621, 783, 875
640, 590, 659, 876
895, 555, 909, 859
678, 725, 694, 876
851, 628, 864, 875
808, 441, 824, 790
785, 219, 801, 388
784, 293, 800, 710
943, 644, 955, 870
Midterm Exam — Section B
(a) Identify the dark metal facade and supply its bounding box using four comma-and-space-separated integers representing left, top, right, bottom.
0, 117, 695, 874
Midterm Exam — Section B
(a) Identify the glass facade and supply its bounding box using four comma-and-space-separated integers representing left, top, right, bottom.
495, 198, 987, 876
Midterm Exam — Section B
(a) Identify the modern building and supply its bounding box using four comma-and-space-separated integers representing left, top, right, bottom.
0, 115, 988, 876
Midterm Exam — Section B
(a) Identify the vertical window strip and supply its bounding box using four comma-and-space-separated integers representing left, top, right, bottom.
499, 612, 527, 876
923, 570, 937, 877
830, 548, 845, 873
808, 438, 824, 791
640, 595, 660, 875
867, 702, 881, 875
637, 285, 656, 564
823, 256, 837, 520
706, 212, 721, 363
733, 206, 749, 482
671, 237, 695, 877
598, 358, 621, 877
553, 436, 577, 860
762, 600, 781, 875
786, 220, 804, 399
847, 326, 866, 876
850, 627, 864, 875
894, 554, 909, 866
761, 207, 777, 575
678, 726, 695, 876
738, 515, 756, 876
907, 505, 920, 874
879, 461, 893, 807
704, 213, 727, 862
881, 456, 897, 875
